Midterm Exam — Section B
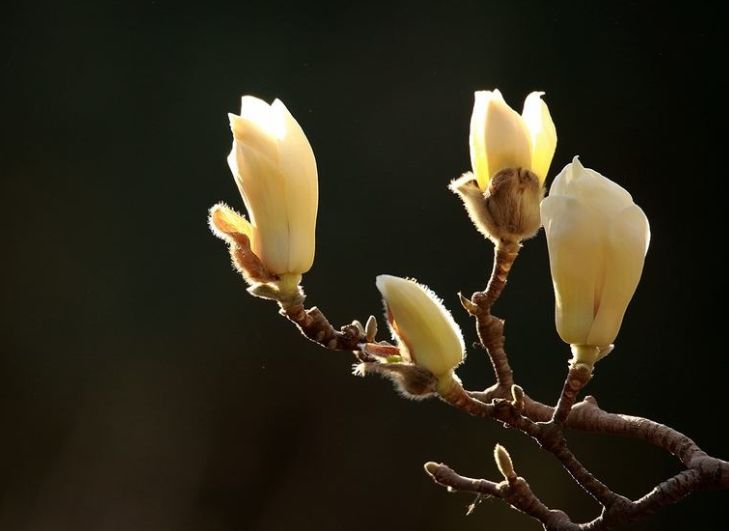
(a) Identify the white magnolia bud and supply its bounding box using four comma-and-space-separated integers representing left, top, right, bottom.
222, 95, 318, 277
469, 90, 557, 190
541, 157, 650, 362
375, 275, 465, 388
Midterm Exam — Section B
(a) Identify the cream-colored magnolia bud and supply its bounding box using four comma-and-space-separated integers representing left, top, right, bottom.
375, 275, 465, 390
494, 444, 516, 482
212, 95, 318, 279
541, 157, 650, 364
470, 90, 557, 190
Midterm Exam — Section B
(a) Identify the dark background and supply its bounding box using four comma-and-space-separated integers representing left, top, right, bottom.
1, 1, 726, 530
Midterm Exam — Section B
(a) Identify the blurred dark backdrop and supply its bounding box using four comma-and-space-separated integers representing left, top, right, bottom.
1, 1, 726, 530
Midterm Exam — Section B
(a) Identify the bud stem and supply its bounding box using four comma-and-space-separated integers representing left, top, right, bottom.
481, 240, 521, 309
570, 344, 600, 367
466, 240, 521, 390
437, 375, 493, 418
275, 273, 302, 298
551, 359, 594, 425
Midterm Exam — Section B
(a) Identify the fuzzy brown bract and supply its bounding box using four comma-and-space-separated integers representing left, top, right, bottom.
450, 168, 544, 244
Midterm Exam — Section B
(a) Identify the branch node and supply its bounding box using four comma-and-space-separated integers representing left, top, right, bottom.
457, 292, 479, 315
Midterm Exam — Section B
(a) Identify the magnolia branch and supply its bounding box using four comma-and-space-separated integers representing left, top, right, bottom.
425, 458, 727, 531
262, 243, 728, 530
212, 93, 724, 530
279, 299, 366, 352
424, 461, 575, 530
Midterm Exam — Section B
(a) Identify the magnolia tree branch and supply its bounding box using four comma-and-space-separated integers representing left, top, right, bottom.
425, 461, 575, 530
213, 94, 723, 529
239, 241, 727, 530
425, 458, 726, 531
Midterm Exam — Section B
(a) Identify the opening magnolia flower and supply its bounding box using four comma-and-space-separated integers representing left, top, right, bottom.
469, 90, 557, 190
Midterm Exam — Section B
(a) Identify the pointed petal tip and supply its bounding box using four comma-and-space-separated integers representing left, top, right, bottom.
474, 89, 505, 102
526, 90, 546, 101
570, 155, 584, 172
473, 90, 490, 101
240, 94, 268, 107
375, 274, 396, 292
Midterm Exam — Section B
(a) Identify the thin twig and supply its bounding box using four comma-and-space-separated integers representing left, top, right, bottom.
425, 454, 727, 531
425, 462, 576, 531
461, 239, 521, 389
445, 379, 623, 509
278, 296, 366, 351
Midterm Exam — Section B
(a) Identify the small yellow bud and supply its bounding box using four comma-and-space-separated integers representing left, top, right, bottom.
510, 384, 525, 408
365, 315, 378, 342
541, 157, 650, 360
469, 90, 557, 190
375, 275, 465, 387
494, 444, 516, 482
210, 95, 318, 284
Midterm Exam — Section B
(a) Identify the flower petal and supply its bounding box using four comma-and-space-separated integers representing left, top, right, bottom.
469, 91, 492, 190
229, 97, 282, 163
376, 275, 464, 377
271, 99, 318, 274
240, 95, 285, 138
550, 157, 633, 218
522, 92, 557, 184
541, 195, 602, 345
482, 93, 532, 180
227, 142, 290, 275
586, 204, 650, 346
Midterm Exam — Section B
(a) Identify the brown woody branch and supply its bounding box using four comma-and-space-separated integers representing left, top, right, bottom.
459, 239, 521, 389
244, 240, 727, 530
551, 364, 593, 425
425, 461, 574, 530
425, 456, 727, 531
438, 383, 729, 529
279, 300, 365, 351
440, 380, 625, 509
274, 289, 373, 353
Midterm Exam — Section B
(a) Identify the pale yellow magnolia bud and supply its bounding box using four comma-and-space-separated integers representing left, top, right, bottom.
494, 444, 516, 482
375, 275, 465, 390
222, 95, 318, 277
541, 157, 650, 364
469, 90, 557, 190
